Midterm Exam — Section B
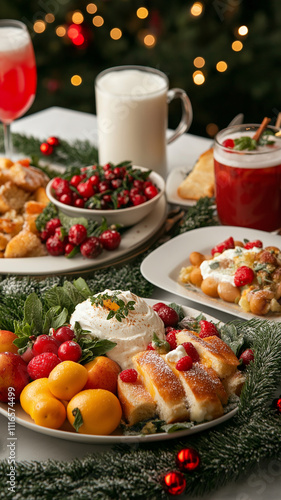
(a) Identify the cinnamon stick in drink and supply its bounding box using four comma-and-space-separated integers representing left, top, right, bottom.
253, 117, 271, 141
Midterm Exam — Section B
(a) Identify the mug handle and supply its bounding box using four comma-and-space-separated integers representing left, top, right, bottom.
166, 88, 193, 144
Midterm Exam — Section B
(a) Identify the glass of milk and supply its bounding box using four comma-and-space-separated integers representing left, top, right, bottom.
95, 65, 193, 178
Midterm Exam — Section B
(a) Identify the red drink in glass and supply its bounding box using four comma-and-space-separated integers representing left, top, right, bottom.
214, 124, 281, 232
0, 25, 36, 124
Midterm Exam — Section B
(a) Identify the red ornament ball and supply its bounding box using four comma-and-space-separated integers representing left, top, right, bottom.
47, 136, 60, 147
273, 396, 281, 414
40, 142, 53, 155
163, 471, 186, 496
176, 448, 200, 472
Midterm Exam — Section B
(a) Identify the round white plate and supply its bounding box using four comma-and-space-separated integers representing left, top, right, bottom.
0, 197, 167, 275
166, 167, 197, 207
141, 226, 281, 321
0, 299, 238, 443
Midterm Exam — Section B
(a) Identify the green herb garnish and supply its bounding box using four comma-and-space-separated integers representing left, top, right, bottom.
90, 292, 135, 322
72, 408, 83, 432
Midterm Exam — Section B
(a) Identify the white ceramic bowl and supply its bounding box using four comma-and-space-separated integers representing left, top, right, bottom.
46, 167, 165, 227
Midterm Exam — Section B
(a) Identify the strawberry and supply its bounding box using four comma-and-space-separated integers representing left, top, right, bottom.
181, 342, 200, 362
156, 305, 179, 327
176, 355, 193, 371
244, 240, 263, 250
234, 266, 255, 287
27, 353, 60, 380
166, 331, 178, 350
199, 320, 220, 339
119, 369, 138, 383
211, 236, 235, 256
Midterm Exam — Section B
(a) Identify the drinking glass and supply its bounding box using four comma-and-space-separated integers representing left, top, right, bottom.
214, 124, 281, 231
0, 20, 37, 157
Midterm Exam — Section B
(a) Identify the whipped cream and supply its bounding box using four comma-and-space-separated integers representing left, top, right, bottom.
70, 290, 165, 369
200, 246, 261, 286
166, 345, 186, 363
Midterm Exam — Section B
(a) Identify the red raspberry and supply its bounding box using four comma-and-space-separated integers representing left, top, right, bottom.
176, 355, 193, 371
156, 305, 179, 327
53, 326, 75, 344
58, 340, 82, 362
239, 348, 254, 366
244, 240, 263, 250
144, 185, 159, 200
45, 218, 61, 235
99, 230, 121, 251
199, 320, 220, 339
152, 302, 166, 313
27, 353, 60, 380
234, 266, 255, 287
222, 138, 235, 148
68, 224, 88, 246
80, 237, 103, 258
146, 342, 155, 350
166, 331, 178, 350
77, 180, 95, 198
211, 236, 235, 256
32, 334, 59, 356
46, 235, 65, 256
119, 369, 138, 383
181, 342, 200, 362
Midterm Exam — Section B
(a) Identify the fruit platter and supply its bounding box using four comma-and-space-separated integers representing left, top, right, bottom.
0, 280, 246, 443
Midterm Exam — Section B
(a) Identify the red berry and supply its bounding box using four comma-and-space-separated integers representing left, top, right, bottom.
47, 136, 60, 147
111, 178, 122, 189
68, 224, 88, 246
131, 193, 146, 206
53, 326, 75, 344
181, 342, 200, 362
119, 368, 138, 383
176, 355, 193, 371
80, 237, 103, 258
21, 346, 34, 364
46, 235, 65, 256
244, 240, 263, 250
113, 167, 125, 178
27, 353, 60, 380
156, 305, 179, 327
104, 169, 115, 181
65, 243, 76, 255
152, 302, 166, 313
77, 180, 95, 198
40, 229, 51, 242
59, 193, 73, 205
74, 198, 85, 208
103, 163, 111, 171
40, 142, 53, 155
58, 340, 82, 362
133, 180, 144, 190
51, 177, 63, 191
54, 179, 71, 197
129, 187, 141, 200
199, 320, 220, 339
32, 334, 59, 356
234, 266, 255, 287
98, 180, 110, 193
117, 191, 129, 207
166, 331, 178, 350
89, 174, 100, 187
144, 184, 159, 200
211, 236, 235, 256
222, 138, 235, 148
239, 348, 254, 366
45, 218, 61, 235
54, 226, 67, 241
99, 230, 121, 251
146, 342, 155, 350
70, 174, 83, 187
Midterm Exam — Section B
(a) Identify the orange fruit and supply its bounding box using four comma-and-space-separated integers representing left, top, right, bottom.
83, 356, 120, 393
20, 378, 50, 415
67, 389, 122, 435
48, 360, 88, 400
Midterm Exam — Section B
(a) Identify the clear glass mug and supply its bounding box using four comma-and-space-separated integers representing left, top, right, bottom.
95, 65, 193, 178
214, 124, 281, 231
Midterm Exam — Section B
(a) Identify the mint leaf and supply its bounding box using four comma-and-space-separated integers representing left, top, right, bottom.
59, 211, 88, 233
42, 306, 69, 334
72, 407, 83, 432
234, 136, 257, 151
152, 333, 170, 353
24, 293, 43, 335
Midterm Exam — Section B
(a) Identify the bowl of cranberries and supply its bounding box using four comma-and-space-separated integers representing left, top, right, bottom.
46, 162, 165, 227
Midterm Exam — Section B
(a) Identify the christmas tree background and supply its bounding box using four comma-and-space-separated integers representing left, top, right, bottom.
1, 0, 281, 137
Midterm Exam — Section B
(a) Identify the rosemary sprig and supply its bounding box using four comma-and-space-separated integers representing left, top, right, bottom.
90, 292, 136, 321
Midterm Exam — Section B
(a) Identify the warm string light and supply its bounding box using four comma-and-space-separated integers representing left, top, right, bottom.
193, 56, 205, 68
190, 2, 203, 17
92, 15, 104, 27
56, 26, 66, 37
45, 14, 55, 24
216, 61, 227, 72
143, 34, 156, 48
206, 123, 219, 137
110, 28, 122, 40
33, 21, 46, 33
232, 40, 243, 52
238, 25, 248, 36
137, 7, 149, 19
193, 70, 205, 85
71, 75, 82, 86
72, 11, 84, 24
86, 3, 97, 15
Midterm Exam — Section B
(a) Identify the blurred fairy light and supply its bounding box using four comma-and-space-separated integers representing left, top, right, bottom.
232, 40, 243, 52
72, 11, 84, 24
56, 26, 66, 37
67, 24, 84, 45
110, 28, 122, 40
33, 21, 46, 33
137, 7, 149, 19
190, 2, 203, 17
86, 3, 97, 14
206, 123, 219, 137
71, 75, 82, 86
238, 25, 248, 36
193, 56, 205, 68
143, 34, 156, 48
93, 15, 104, 27
216, 61, 228, 72
45, 14, 55, 23
193, 70, 205, 85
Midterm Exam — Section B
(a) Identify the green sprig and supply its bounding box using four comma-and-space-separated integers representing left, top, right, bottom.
90, 292, 136, 322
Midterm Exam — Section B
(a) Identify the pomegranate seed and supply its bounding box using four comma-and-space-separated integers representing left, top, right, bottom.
68, 224, 88, 246
99, 230, 121, 251
119, 369, 138, 383
181, 342, 200, 362
176, 355, 193, 371
58, 340, 82, 362
234, 266, 255, 287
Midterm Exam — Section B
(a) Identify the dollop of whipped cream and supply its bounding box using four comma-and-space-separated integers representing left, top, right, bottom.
70, 290, 165, 369
165, 345, 186, 363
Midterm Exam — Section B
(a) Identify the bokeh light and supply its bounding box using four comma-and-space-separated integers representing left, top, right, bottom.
71, 75, 82, 86
193, 56, 205, 68
137, 7, 149, 19
93, 15, 104, 27
238, 25, 248, 36
216, 61, 228, 72
190, 2, 203, 17
86, 3, 97, 14
193, 70, 205, 85
232, 40, 243, 52
110, 28, 122, 40
33, 21, 46, 33
72, 11, 84, 24
143, 34, 156, 48
206, 123, 219, 137
45, 14, 55, 24
56, 26, 66, 37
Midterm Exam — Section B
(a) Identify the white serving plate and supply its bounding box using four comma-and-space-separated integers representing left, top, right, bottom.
0, 197, 167, 275
141, 226, 281, 321
0, 299, 238, 443
166, 166, 197, 207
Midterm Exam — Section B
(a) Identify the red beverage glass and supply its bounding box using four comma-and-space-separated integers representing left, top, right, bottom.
0, 20, 37, 156
214, 124, 281, 232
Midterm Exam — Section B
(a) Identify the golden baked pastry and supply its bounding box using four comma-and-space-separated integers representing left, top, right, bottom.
117, 376, 156, 426
4, 229, 47, 258
177, 148, 214, 200
0, 182, 30, 213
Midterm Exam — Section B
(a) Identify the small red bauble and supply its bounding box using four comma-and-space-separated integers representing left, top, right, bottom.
176, 448, 200, 472
162, 471, 186, 496
40, 142, 53, 155
273, 396, 281, 414
47, 136, 60, 147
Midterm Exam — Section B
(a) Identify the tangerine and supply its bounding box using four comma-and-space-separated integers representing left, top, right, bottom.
48, 360, 88, 400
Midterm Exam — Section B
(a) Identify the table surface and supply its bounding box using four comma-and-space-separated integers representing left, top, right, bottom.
1, 107, 280, 500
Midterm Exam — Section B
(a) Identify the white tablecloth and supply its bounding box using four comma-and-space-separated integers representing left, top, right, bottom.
1, 107, 280, 500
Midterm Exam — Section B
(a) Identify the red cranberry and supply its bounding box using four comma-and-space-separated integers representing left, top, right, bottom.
54, 179, 71, 197
70, 175, 83, 187
53, 326, 75, 344
222, 138, 235, 148
80, 237, 103, 258
58, 340, 82, 362
113, 167, 125, 178
74, 198, 85, 208
59, 193, 73, 205
111, 179, 122, 189
99, 230, 121, 251
144, 184, 158, 199
45, 218, 61, 235
98, 181, 111, 193
68, 224, 88, 246
103, 163, 111, 171
46, 235, 65, 256
77, 180, 95, 198
89, 174, 100, 187
133, 179, 144, 190
51, 177, 63, 191
65, 243, 76, 255
32, 334, 59, 356
104, 169, 115, 181
131, 194, 146, 206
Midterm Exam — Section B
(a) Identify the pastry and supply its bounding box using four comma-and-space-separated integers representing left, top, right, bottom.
177, 148, 214, 200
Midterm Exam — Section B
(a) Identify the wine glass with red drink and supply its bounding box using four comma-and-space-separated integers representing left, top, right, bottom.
0, 20, 37, 157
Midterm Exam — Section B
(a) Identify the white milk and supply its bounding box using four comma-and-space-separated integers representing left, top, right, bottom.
95, 68, 169, 175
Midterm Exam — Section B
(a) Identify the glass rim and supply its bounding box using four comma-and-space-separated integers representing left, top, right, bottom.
95, 64, 169, 96
214, 123, 281, 155
0, 19, 28, 31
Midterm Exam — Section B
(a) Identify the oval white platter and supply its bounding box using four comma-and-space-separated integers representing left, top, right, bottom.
0, 299, 238, 444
